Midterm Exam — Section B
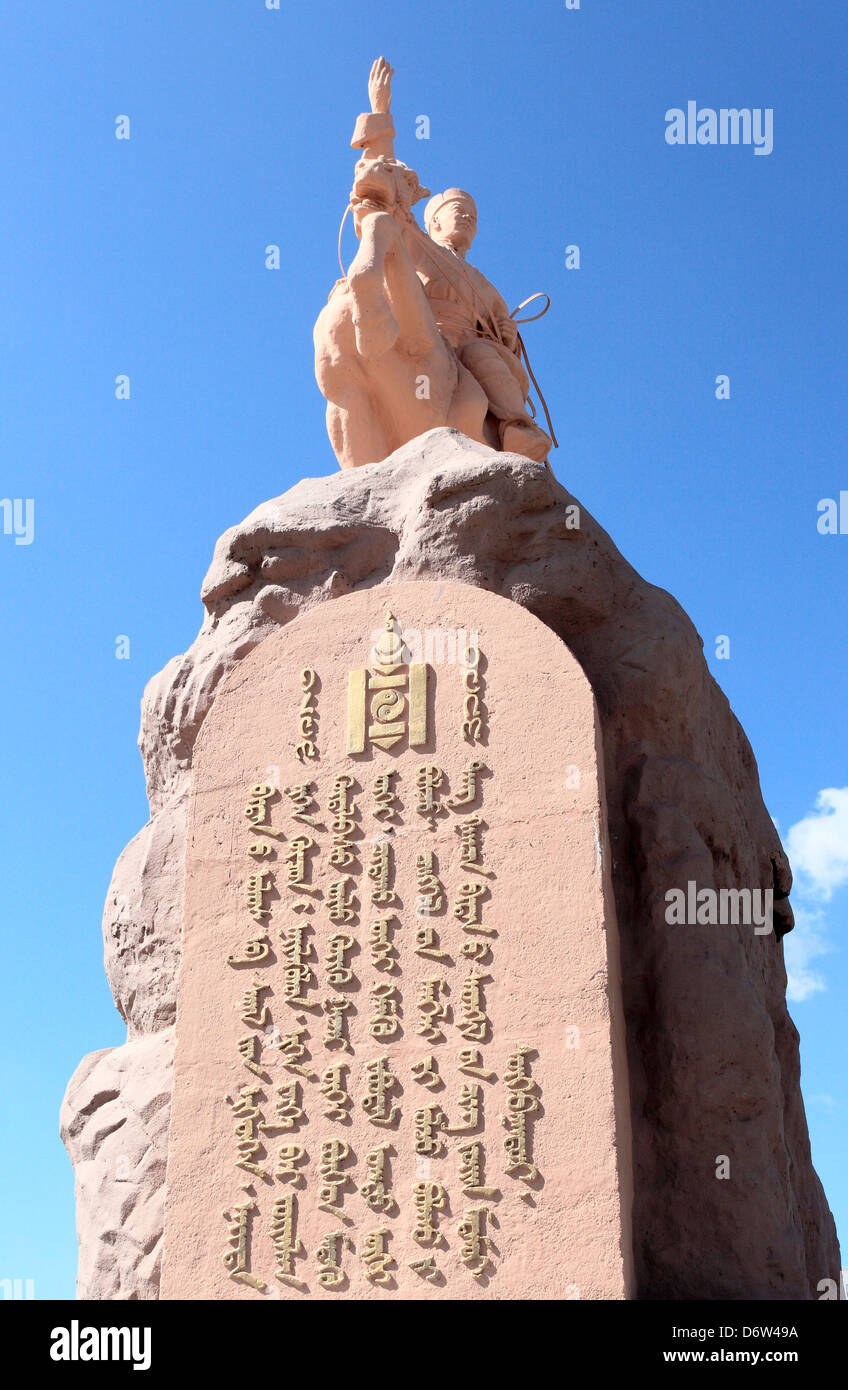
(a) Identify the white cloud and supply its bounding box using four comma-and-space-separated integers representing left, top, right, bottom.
786, 787, 848, 901
806, 1094, 837, 1110
784, 904, 831, 1001
782, 788, 848, 1000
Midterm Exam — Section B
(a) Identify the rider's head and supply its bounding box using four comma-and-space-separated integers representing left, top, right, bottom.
425, 189, 478, 253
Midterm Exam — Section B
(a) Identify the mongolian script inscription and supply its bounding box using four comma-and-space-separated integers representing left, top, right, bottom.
161, 584, 631, 1300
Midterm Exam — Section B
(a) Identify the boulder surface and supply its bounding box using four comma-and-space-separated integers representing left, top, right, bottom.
61, 429, 840, 1299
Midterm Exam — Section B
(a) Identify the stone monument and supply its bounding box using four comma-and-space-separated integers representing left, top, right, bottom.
158, 584, 632, 1298
61, 58, 840, 1302
314, 58, 554, 468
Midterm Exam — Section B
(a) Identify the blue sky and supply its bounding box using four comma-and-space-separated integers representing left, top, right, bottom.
1, 0, 845, 1298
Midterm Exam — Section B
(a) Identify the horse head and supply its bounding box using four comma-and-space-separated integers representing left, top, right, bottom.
350, 156, 430, 237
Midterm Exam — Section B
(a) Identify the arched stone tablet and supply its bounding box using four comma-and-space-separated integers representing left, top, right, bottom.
160, 580, 633, 1299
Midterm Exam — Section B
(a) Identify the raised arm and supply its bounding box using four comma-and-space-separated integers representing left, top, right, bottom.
368, 56, 394, 115
351, 55, 397, 159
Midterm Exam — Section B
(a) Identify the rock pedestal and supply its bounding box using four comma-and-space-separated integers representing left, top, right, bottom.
62, 429, 840, 1300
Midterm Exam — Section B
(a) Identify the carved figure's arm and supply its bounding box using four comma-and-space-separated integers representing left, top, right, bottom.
351, 56, 396, 160
496, 312, 520, 353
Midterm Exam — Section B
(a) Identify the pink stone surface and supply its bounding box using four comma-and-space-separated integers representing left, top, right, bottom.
60, 1030, 173, 1301
314, 59, 551, 468
159, 582, 633, 1299
62, 429, 840, 1299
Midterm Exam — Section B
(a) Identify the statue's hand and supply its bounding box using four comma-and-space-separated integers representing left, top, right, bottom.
499, 316, 520, 352
368, 56, 394, 114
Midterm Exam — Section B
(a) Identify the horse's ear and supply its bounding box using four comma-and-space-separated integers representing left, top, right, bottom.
395, 162, 430, 207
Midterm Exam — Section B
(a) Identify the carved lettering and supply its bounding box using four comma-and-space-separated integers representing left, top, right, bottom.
221, 1199, 266, 1292
295, 668, 319, 764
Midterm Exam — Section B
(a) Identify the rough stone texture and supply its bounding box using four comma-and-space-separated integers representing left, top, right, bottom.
102, 811, 186, 1036
60, 1030, 173, 1300
62, 428, 840, 1299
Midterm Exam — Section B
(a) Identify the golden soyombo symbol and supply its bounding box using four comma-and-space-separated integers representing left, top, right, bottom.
347, 613, 429, 753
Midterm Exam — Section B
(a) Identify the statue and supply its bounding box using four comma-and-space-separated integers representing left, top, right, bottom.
314, 58, 555, 470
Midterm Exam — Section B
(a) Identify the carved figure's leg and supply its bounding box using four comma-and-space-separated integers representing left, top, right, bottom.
457, 339, 551, 462
498, 419, 552, 464
448, 361, 490, 446
457, 338, 530, 420
380, 234, 447, 361
325, 388, 390, 470
347, 212, 402, 358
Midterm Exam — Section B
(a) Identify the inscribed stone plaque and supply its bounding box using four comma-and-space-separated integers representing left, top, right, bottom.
160, 580, 633, 1299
